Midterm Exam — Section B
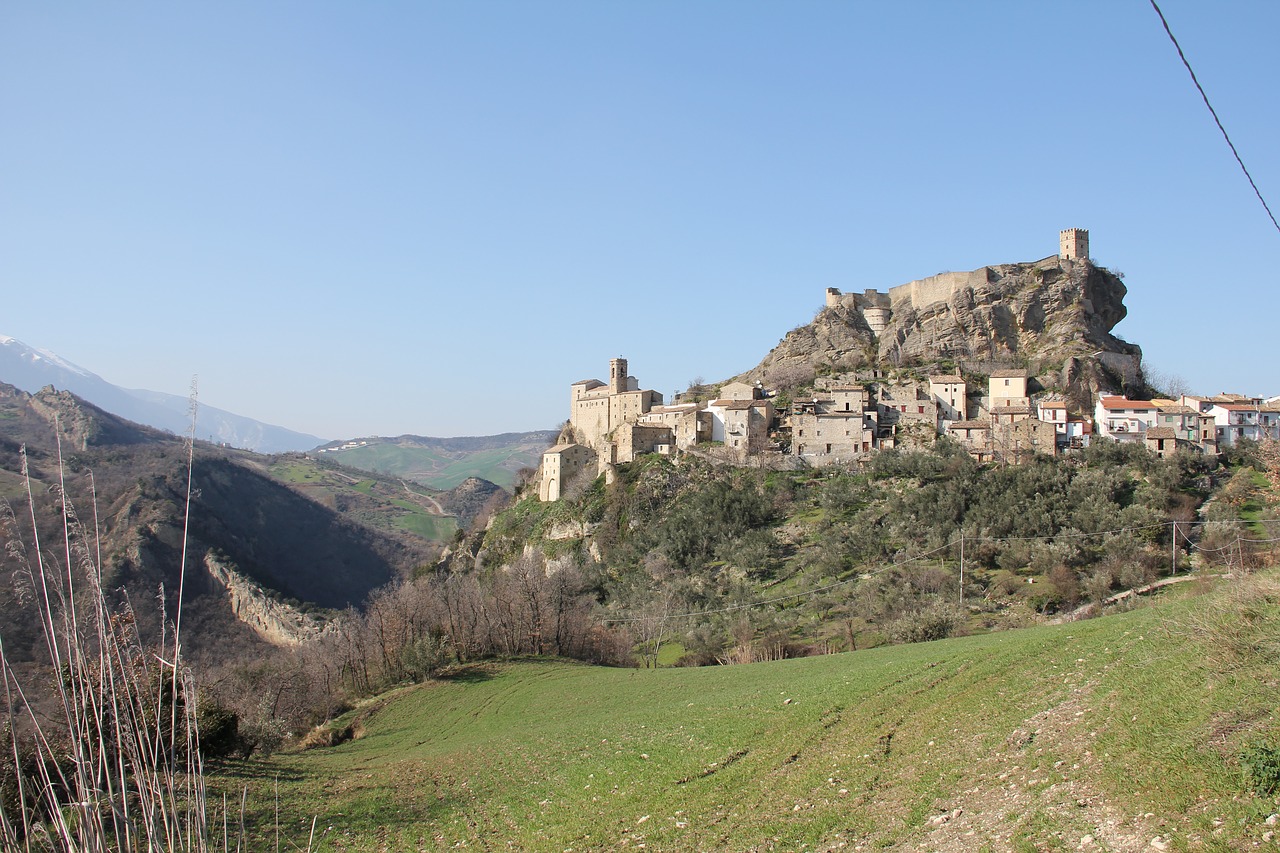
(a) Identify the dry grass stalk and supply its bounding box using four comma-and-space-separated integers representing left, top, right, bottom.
0, 399, 305, 850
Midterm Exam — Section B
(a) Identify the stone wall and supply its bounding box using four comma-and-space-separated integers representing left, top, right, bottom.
888, 268, 992, 309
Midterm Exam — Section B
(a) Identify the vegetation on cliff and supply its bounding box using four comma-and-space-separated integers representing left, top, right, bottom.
454, 437, 1277, 667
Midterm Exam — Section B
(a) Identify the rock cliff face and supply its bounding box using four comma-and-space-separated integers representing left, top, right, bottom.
743, 259, 1141, 406
204, 553, 327, 646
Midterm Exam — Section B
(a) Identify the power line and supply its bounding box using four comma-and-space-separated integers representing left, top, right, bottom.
1149, 0, 1280, 236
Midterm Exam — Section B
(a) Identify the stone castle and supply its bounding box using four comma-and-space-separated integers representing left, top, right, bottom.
824, 228, 1090, 335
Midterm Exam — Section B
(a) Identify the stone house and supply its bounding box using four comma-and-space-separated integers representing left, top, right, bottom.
1152, 403, 1215, 453
877, 382, 939, 446
538, 443, 595, 502
791, 410, 875, 460
638, 403, 708, 450
789, 387, 876, 461
1143, 427, 1181, 459
995, 417, 1058, 461
707, 398, 775, 455
947, 419, 994, 463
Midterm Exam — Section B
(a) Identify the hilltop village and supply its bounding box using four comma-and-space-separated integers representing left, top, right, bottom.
539, 230, 1280, 501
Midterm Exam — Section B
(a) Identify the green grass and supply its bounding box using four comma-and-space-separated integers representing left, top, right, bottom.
213, 573, 1280, 851
396, 513, 457, 540
654, 641, 687, 667
266, 458, 460, 543
326, 443, 532, 490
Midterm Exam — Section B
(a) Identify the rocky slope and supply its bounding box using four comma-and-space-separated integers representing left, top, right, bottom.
741, 260, 1142, 407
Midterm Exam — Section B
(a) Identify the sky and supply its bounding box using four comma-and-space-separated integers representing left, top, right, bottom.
2, 2, 1276, 440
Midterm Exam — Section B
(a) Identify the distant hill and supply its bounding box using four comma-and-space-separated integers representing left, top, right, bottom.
0, 382, 433, 662
0, 334, 328, 453
316, 431, 558, 491
267, 453, 505, 543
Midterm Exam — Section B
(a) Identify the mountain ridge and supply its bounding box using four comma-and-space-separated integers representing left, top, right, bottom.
0, 334, 328, 453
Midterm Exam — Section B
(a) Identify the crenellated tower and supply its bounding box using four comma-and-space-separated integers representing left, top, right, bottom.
1059, 228, 1089, 261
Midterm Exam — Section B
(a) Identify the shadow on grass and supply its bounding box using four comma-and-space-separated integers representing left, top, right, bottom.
436, 663, 497, 684
209, 757, 306, 783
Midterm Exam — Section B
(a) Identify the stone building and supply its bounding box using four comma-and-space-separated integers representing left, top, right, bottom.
569, 357, 663, 453
638, 403, 707, 450
538, 443, 595, 502
1059, 228, 1089, 261
995, 417, 1058, 461
789, 386, 876, 460
707, 398, 775, 455
929, 375, 967, 426
542, 357, 667, 502
877, 382, 939, 447
988, 370, 1030, 409
947, 420, 994, 463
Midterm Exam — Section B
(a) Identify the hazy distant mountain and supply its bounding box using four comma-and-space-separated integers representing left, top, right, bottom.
0, 335, 327, 452
0, 380, 430, 660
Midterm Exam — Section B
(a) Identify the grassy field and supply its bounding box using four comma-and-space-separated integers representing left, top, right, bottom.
324, 442, 541, 491
268, 458, 458, 542
213, 572, 1280, 851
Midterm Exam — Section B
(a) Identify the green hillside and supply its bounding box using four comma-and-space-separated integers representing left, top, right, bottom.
317, 431, 557, 491
217, 573, 1280, 851
269, 455, 459, 541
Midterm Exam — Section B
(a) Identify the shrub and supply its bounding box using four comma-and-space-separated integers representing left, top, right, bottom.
1239, 740, 1280, 796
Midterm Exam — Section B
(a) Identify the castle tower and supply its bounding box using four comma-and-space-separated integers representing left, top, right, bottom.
609, 357, 628, 394
1059, 228, 1089, 261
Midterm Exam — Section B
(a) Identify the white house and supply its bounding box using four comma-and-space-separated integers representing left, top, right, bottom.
1094, 396, 1159, 443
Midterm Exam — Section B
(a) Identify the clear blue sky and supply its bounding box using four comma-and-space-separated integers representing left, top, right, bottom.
2, 2, 1276, 440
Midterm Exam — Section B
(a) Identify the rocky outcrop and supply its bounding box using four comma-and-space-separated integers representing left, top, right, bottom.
741, 259, 1141, 404
204, 552, 327, 646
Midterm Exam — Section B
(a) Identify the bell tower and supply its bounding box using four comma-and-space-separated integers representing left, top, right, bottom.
609, 357, 628, 394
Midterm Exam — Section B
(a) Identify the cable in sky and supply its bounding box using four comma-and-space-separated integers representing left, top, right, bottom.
1149, 0, 1280, 236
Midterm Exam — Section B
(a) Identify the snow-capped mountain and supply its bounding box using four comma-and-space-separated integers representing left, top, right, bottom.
0, 335, 327, 453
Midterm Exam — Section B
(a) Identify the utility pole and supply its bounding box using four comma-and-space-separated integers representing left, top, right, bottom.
958, 534, 965, 606
1171, 521, 1177, 575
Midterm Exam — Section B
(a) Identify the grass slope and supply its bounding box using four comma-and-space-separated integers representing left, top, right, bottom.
320, 434, 555, 491
269, 456, 458, 542
217, 576, 1280, 852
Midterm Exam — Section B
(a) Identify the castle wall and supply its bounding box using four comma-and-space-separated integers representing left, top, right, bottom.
888, 268, 990, 309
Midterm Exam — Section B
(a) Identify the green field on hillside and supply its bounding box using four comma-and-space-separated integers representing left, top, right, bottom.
213, 573, 1280, 851
323, 443, 538, 490
267, 457, 458, 542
